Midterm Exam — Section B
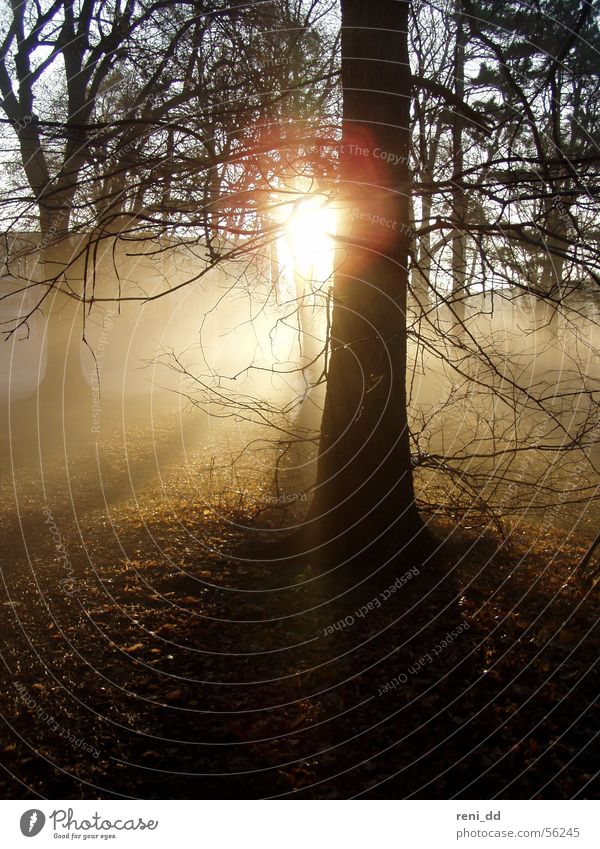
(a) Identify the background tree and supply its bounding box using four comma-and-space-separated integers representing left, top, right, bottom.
0, 0, 338, 401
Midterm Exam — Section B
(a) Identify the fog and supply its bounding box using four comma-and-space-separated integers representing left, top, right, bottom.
1, 234, 599, 551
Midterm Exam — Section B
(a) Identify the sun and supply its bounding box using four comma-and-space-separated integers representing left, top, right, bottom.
275, 193, 336, 298
284, 194, 336, 250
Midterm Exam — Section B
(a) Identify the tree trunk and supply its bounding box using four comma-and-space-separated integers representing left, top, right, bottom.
450, 0, 467, 329
412, 190, 433, 310
308, 0, 423, 561
37, 235, 91, 409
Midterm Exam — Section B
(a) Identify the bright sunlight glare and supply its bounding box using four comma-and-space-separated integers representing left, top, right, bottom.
285, 194, 336, 250
276, 193, 336, 304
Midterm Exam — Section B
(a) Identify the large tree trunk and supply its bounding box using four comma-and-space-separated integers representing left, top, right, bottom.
307, 0, 423, 561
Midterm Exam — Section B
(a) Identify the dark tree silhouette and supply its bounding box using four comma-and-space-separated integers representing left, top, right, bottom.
304, 0, 424, 564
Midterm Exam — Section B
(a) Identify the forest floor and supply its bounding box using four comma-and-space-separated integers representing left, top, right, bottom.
0, 406, 598, 799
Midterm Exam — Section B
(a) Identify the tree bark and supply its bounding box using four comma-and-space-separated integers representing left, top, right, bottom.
37, 234, 90, 409
308, 0, 423, 561
450, 0, 467, 328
